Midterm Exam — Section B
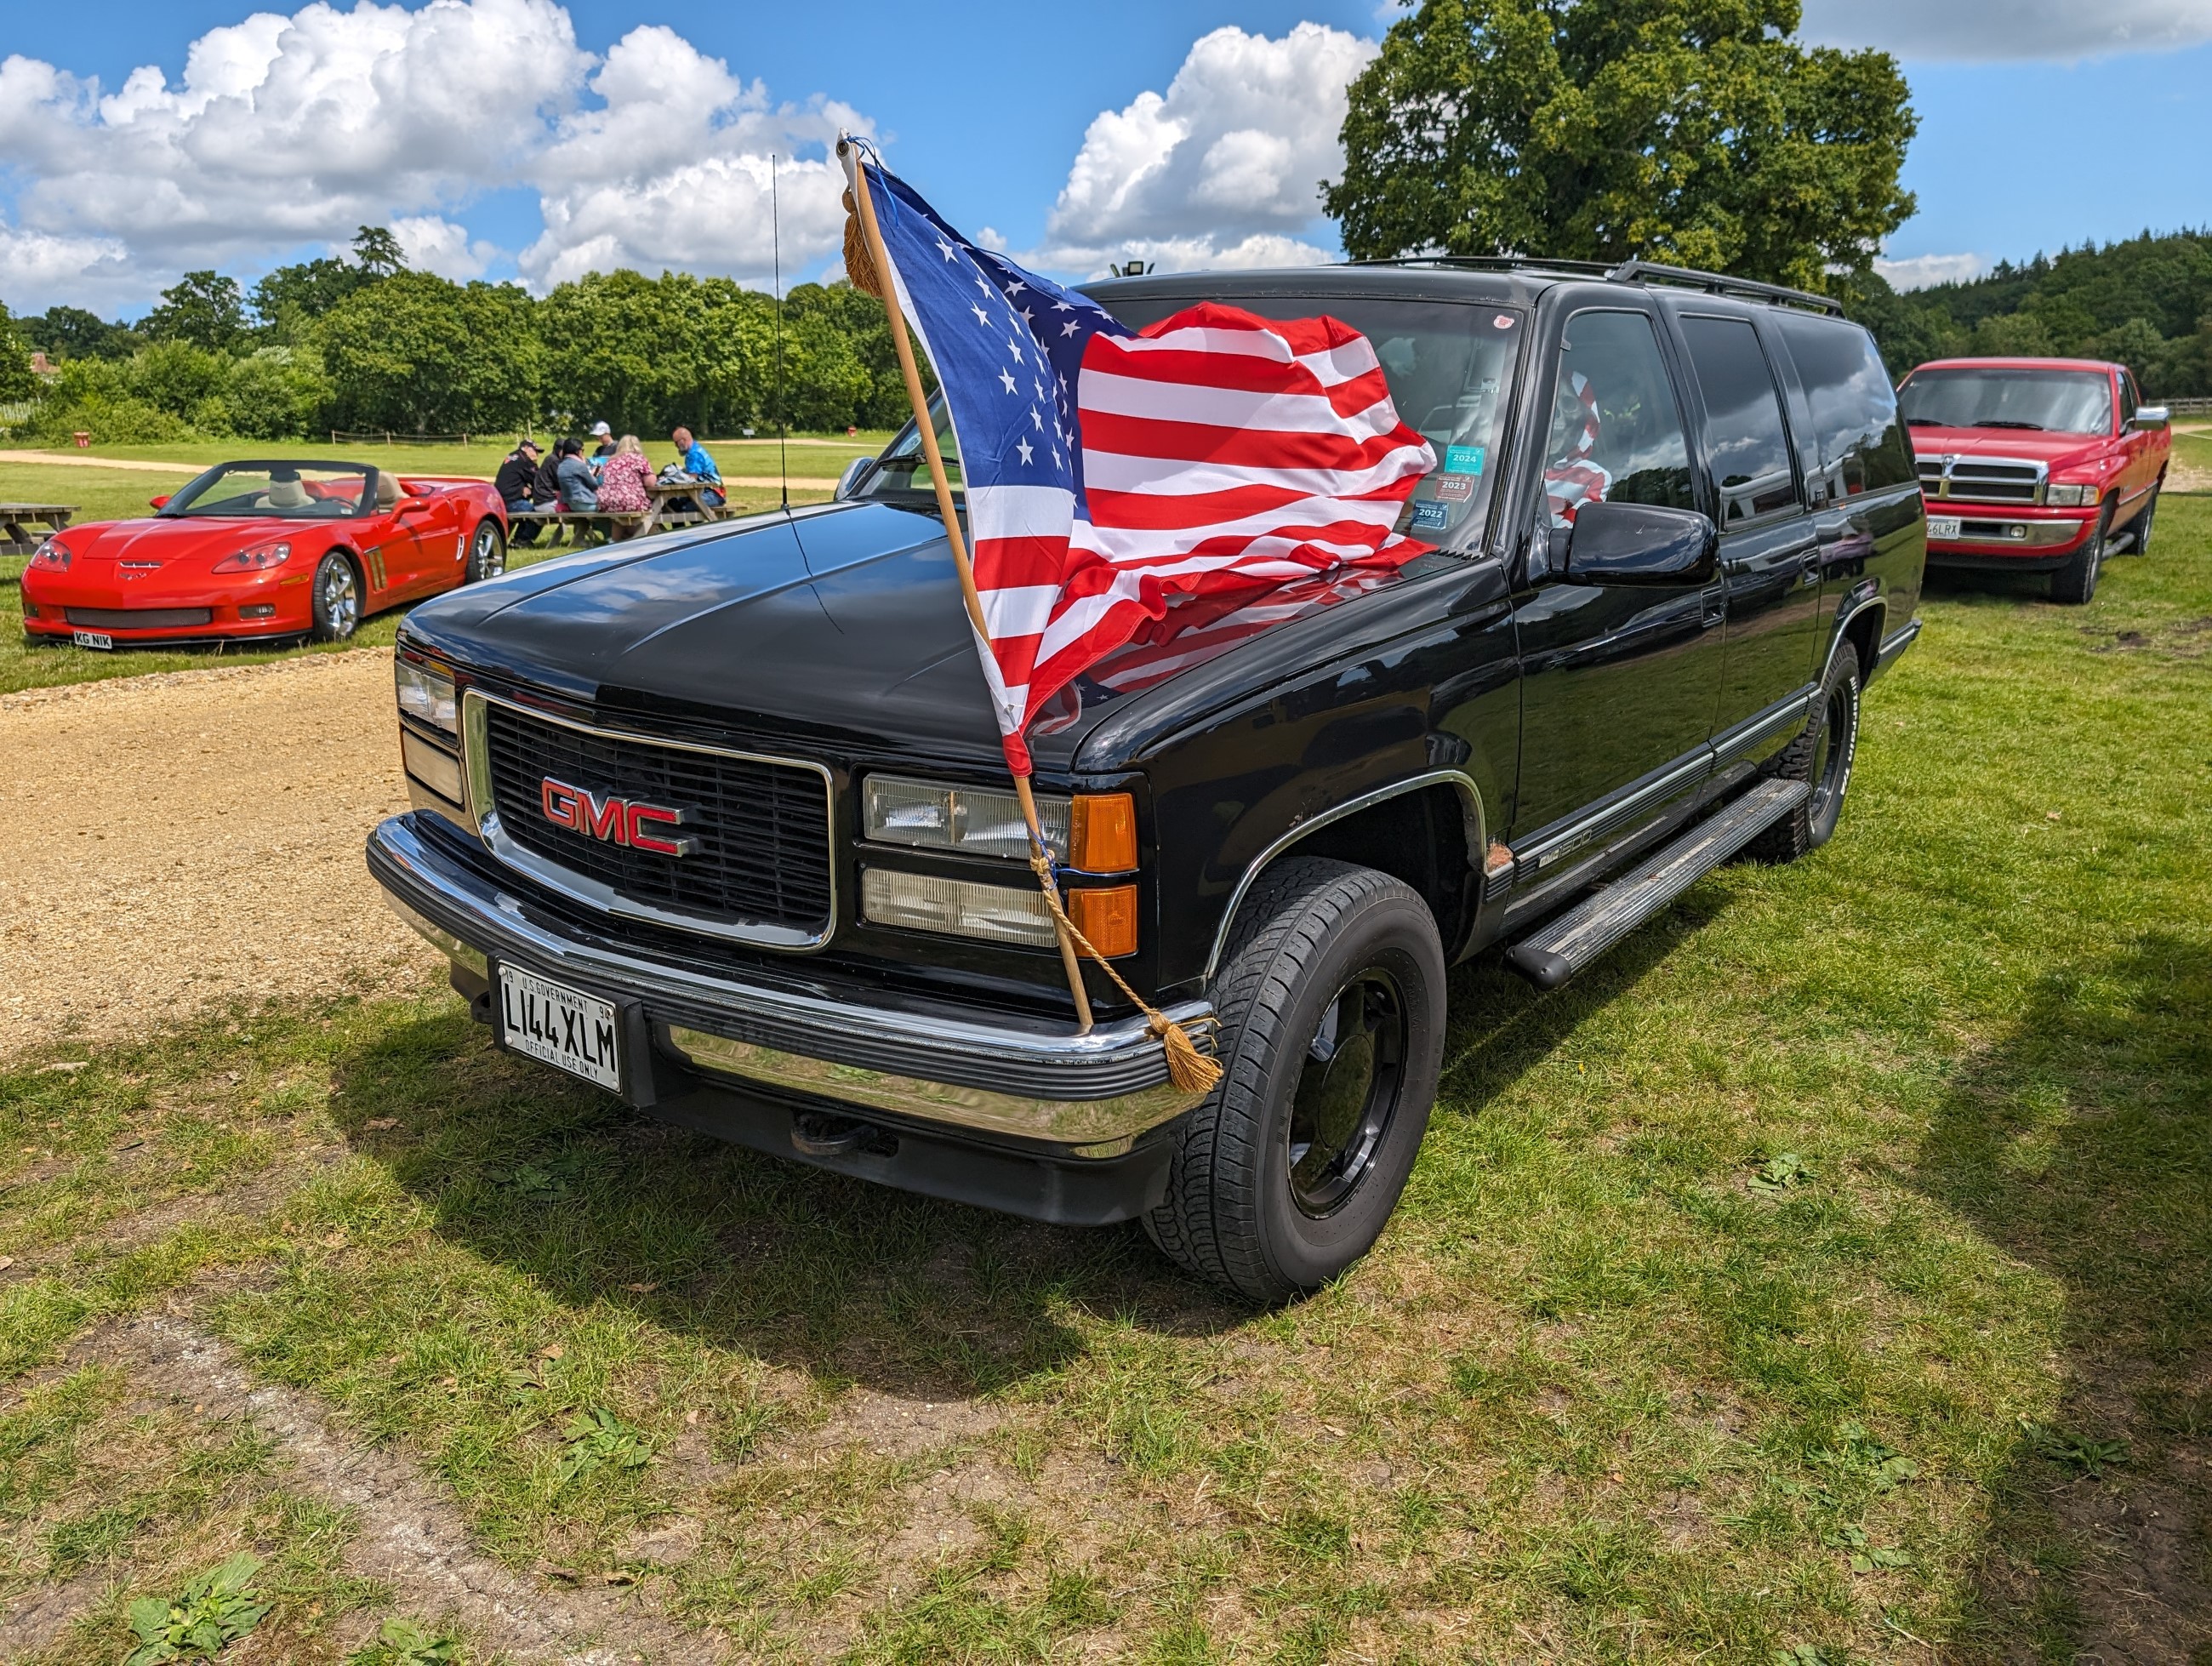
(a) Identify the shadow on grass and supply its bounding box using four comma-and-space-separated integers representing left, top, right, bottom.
316, 891, 1719, 1406
1911, 932, 2212, 1658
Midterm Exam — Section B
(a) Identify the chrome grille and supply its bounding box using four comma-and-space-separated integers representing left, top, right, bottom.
1918, 455, 2045, 505
479, 700, 834, 944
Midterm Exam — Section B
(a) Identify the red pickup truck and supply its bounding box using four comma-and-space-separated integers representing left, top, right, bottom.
1896, 357, 2169, 603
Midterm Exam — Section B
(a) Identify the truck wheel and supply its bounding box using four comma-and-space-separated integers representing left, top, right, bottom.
465, 519, 506, 584
2050, 505, 2112, 605
1746, 644, 1861, 864
1144, 858, 1445, 1304
2127, 486, 2159, 556
310, 551, 361, 642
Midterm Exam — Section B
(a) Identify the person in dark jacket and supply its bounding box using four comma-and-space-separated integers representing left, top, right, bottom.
493, 439, 547, 545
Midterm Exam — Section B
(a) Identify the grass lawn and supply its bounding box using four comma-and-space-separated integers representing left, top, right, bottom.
0, 459, 839, 698
0, 503, 2206, 1662
3, 433, 890, 486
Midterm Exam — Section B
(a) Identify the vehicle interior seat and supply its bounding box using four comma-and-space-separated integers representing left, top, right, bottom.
264, 477, 311, 510
375, 472, 402, 511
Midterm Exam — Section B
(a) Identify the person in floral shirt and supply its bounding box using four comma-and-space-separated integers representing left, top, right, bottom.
596, 434, 654, 539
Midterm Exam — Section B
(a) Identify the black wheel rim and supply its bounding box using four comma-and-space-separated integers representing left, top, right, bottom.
1286, 969, 1408, 1217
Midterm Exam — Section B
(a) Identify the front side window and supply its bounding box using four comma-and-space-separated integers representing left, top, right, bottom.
163, 463, 373, 518
1898, 367, 2115, 436
1543, 309, 1696, 528
1680, 316, 1799, 524
1774, 315, 1916, 496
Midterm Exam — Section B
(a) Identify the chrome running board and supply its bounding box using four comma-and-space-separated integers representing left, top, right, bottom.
1502, 778, 1810, 990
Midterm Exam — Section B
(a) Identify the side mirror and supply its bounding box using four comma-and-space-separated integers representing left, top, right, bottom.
1562, 500, 1717, 585
2132, 405, 2170, 431
149, 494, 170, 511
394, 496, 433, 515
833, 456, 871, 500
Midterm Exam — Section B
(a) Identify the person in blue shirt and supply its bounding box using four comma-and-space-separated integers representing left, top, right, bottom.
670, 426, 726, 508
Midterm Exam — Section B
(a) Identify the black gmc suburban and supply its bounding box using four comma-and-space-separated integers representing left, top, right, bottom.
367, 258, 1925, 1302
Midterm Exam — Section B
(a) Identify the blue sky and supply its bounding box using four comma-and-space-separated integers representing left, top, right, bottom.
3, 0, 2209, 317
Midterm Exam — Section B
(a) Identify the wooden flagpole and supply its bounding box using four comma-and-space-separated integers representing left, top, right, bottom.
838, 138, 1095, 1033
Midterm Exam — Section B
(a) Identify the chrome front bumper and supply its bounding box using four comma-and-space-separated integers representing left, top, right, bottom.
366, 813, 1213, 1153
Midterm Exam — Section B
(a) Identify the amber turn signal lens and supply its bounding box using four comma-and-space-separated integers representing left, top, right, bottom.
1069, 792, 1137, 871
1067, 885, 1138, 957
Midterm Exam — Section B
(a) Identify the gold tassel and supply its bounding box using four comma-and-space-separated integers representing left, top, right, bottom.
1027, 852, 1224, 1095
842, 191, 884, 300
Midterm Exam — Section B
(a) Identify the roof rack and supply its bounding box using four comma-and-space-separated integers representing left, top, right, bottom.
1351, 253, 1844, 316
1602, 258, 1844, 317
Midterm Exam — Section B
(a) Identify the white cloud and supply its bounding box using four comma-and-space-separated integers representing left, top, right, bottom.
391, 215, 496, 281
1875, 251, 1992, 290
1034, 23, 1374, 277
1799, 0, 2212, 61
516, 26, 861, 290
0, 0, 866, 313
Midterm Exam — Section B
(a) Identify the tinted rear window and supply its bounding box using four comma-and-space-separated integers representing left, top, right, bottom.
1774, 316, 1917, 496
1679, 316, 1799, 523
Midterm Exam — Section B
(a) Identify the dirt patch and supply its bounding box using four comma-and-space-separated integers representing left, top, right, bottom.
2165, 464, 2212, 495
37, 1313, 711, 1663
2087, 616, 2212, 659
0, 650, 436, 1062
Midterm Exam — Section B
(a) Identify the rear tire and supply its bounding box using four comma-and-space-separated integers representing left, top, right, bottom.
2050, 505, 2111, 605
1143, 858, 1446, 1304
1746, 645, 1861, 864
310, 551, 360, 642
465, 519, 506, 584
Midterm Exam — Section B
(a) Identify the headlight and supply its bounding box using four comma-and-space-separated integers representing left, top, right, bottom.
29, 539, 69, 571
211, 541, 293, 573
864, 774, 1070, 860
395, 658, 458, 734
861, 868, 1058, 946
2044, 483, 2101, 508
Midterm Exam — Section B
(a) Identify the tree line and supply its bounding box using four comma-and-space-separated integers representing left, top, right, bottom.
0, 227, 916, 446
1842, 231, 2212, 396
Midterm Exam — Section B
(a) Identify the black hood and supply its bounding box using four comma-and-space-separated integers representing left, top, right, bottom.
403, 499, 1441, 774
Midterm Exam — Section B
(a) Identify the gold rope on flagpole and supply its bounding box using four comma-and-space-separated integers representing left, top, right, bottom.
838, 138, 1095, 1035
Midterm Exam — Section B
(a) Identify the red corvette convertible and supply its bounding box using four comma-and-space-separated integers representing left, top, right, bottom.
20, 459, 510, 649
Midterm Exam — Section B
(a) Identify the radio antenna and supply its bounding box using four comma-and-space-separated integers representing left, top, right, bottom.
772, 152, 789, 513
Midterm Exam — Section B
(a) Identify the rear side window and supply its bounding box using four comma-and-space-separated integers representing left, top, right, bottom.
1775, 316, 1917, 496
1680, 316, 1799, 523
1542, 309, 1696, 527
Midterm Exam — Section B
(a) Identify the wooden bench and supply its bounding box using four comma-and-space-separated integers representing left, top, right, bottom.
508, 483, 738, 548
0, 504, 76, 557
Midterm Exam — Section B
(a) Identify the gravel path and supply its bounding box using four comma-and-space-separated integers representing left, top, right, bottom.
0, 650, 436, 1060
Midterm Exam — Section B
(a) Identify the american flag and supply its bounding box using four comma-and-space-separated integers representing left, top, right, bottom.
845, 147, 1435, 774
1543, 371, 1611, 527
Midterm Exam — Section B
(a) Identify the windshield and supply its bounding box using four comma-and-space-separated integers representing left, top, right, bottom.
162, 463, 375, 519
1897, 368, 2113, 436
852, 296, 1524, 548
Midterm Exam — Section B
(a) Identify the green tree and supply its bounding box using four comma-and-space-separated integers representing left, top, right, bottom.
351, 225, 408, 279
0, 303, 35, 402
19, 305, 139, 362
144, 271, 248, 351
1325, 0, 1918, 290
250, 257, 372, 337
316, 271, 543, 434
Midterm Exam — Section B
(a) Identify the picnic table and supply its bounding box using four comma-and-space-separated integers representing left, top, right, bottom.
0, 504, 75, 557
511, 481, 738, 548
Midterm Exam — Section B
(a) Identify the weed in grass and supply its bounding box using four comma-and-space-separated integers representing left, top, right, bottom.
344, 1615, 467, 1664
124, 1551, 270, 1663
2024, 1422, 2130, 1479
556, 1407, 653, 1482
1750, 1152, 1816, 1196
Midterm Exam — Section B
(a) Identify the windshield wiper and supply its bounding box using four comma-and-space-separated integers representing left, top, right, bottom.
1971, 419, 2045, 430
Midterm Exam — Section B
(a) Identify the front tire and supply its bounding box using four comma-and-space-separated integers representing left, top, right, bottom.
1747, 645, 1861, 864
310, 551, 360, 642
465, 519, 506, 584
1144, 859, 1446, 1304
2050, 505, 2112, 604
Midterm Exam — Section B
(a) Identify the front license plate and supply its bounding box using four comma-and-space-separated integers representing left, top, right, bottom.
1926, 516, 1961, 540
496, 965, 621, 1091
71, 630, 114, 651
